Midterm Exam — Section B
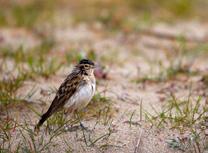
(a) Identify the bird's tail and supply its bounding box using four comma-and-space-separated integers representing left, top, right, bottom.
34, 111, 51, 133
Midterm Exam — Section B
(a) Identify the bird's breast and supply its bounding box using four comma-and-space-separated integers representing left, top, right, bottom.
64, 82, 96, 110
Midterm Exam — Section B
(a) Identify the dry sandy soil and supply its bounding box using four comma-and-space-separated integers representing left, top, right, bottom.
0, 3, 208, 153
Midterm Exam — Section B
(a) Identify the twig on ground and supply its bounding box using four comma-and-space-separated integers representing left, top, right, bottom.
134, 129, 143, 153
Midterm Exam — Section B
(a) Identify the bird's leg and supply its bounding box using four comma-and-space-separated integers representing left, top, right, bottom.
79, 122, 87, 130
63, 109, 73, 131
75, 111, 90, 131
63, 109, 70, 122
63, 109, 82, 132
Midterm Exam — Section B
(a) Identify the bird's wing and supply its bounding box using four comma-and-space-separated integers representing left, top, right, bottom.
45, 72, 85, 116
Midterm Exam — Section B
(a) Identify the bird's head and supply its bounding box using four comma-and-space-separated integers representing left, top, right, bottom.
78, 59, 95, 76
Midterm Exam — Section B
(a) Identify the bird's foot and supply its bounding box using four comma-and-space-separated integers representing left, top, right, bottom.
80, 122, 91, 132
63, 123, 91, 132
64, 124, 80, 132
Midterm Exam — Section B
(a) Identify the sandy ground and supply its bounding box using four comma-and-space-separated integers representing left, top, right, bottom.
1, 19, 208, 153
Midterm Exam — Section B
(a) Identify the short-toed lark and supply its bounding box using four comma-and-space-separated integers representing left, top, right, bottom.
35, 59, 96, 131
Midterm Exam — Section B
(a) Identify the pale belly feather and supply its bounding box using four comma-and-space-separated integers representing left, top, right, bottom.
64, 82, 96, 112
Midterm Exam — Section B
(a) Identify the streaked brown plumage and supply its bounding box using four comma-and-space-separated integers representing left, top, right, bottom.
35, 59, 96, 131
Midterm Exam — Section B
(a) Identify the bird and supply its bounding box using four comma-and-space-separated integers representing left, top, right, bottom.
35, 59, 96, 131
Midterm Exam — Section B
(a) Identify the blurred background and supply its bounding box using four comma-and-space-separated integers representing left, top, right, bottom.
0, 0, 208, 30
0, 0, 208, 153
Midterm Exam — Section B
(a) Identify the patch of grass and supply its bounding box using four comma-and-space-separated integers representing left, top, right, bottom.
145, 94, 208, 152
129, 0, 195, 17
11, 2, 44, 28
136, 60, 196, 83
0, 0, 206, 31
83, 92, 115, 125
0, 112, 115, 153
0, 37, 61, 79
100, 50, 119, 64
0, 117, 65, 153
87, 50, 97, 61
0, 0, 55, 28
65, 49, 97, 65
0, 116, 19, 153
70, 0, 205, 32
166, 132, 205, 152
0, 73, 28, 105
65, 50, 85, 64
36, 38, 56, 55
80, 123, 114, 148
0, 38, 55, 63
146, 95, 207, 129
135, 38, 201, 83
27, 57, 62, 78
46, 110, 70, 129
0, 38, 60, 107
167, 0, 194, 17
